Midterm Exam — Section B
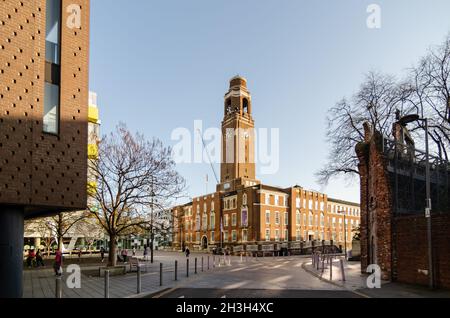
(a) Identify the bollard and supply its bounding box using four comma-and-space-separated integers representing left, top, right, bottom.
321, 255, 325, 273
195, 257, 198, 274
160, 263, 163, 286
137, 265, 142, 294
213, 255, 215, 268
340, 259, 346, 282
186, 258, 189, 277
55, 276, 62, 299
330, 256, 333, 281
201, 257, 204, 272
240, 252, 243, 263
207, 256, 210, 270
175, 260, 178, 281
104, 270, 110, 298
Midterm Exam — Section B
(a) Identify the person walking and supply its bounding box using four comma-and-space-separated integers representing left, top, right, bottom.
185, 247, 190, 258
36, 250, 45, 267
143, 245, 148, 261
54, 250, 63, 276
100, 246, 105, 263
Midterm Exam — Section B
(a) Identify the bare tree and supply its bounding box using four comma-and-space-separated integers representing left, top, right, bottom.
46, 211, 91, 252
404, 34, 450, 160
317, 71, 411, 185
87, 123, 185, 266
24, 218, 54, 257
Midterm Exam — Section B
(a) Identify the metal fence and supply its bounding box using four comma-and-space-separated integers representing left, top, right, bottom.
382, 138, 450, 215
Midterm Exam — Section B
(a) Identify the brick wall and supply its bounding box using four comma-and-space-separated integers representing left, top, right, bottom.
0, 0, 89, 217
395, 214, 450, 289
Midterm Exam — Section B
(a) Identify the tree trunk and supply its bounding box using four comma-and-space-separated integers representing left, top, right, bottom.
108, 235, 117, 267
57, 234, 63, 252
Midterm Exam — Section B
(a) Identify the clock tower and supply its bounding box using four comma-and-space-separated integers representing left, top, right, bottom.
218, 76, 260, 192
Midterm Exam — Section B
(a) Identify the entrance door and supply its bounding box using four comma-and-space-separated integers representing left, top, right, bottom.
202, 236, 208, 250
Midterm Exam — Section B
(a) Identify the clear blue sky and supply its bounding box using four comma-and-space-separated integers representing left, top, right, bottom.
89, 0, 450, 203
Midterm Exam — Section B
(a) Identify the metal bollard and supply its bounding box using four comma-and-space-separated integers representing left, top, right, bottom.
340, 259, 346, 282
213, 255, 215, 268
186, 258, 189, 277
175, 260, 178, 281
207, 256, 210, 270
195, 257, 198, 274
137, 265, 142, 294
55, 276, 62, 299
322, 255, 325, 273
330, 256, 333, 281
104, 270, 110, 298
160, 263, 163, 286
201, 257, 204, 272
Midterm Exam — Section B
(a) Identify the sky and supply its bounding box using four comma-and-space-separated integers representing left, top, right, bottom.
89, 0, 450, 204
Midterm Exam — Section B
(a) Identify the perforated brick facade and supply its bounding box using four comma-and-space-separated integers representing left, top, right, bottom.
0, 0, 90, 217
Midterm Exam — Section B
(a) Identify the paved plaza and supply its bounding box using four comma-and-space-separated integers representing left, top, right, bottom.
23, 251, 450, 298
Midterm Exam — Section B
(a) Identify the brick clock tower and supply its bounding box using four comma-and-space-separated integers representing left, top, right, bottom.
218, 76, 260, 192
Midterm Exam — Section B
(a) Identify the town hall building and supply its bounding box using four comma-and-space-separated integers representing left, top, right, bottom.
172, 76, 360, 253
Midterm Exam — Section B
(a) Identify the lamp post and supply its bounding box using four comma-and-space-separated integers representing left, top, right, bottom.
397, 114, 433, 289
337, 211, 347, 260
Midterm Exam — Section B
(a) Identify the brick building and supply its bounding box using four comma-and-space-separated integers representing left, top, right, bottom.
172, 77, 360, 253
356, 122, 450, 289
0, 0, 90, 297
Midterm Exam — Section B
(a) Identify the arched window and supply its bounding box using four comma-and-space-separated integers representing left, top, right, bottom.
243, 98, 249, 113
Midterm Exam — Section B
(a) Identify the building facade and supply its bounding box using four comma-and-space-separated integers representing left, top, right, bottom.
0, 0, 90, 297
172, 77, 360, 253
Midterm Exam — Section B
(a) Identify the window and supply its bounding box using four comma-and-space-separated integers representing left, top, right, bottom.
210, 213, 215, 230
196, 216, 200, 231
275, 229, 280, 241
242, 230, 248, 242
224, 232, 229, 242
309, 212, 313, 226
275, 195, 279, 206
320, 202, 324, 211
275, 212, 280, 225
308, 199, 313, 210
210, 231, 215, 242
241, 209, 248, 227
265, 229, 270, 241
232, 213, 237, 227
296, 198, 301, 208
265, 195, 270, 205
296, 230, 301, 241
232, 230, 237, 242
202, 214, 207, 231
224, 215, 229, 227
265, 211, 270, 224
196, 233, 200, 243
203, 203, 207, 213
296, 210, 301, 226
284, 229, 289, 242
320, 213, 324, 227
284, 212, 289, 226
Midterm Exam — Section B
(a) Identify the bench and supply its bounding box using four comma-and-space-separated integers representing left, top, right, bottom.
129, 257, 148, 273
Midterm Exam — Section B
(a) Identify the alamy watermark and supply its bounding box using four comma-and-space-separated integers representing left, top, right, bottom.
171, 120, 280, 175
367, 4, 381, 29
66, 4, 82, 29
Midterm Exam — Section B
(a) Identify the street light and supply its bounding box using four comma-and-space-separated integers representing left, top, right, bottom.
396, 113, 433, 289
337, 211, 347, 260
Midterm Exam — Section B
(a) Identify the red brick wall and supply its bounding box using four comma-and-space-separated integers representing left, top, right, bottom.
395, 214, 450, 289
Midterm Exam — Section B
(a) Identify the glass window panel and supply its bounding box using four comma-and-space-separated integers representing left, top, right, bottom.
45, 0, 61, 65
43, 82, 59, 134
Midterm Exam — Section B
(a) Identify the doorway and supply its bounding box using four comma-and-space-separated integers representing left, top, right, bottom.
202, 236, 208, 250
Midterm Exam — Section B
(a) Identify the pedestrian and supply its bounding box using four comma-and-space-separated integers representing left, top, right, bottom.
121, 248, 128, 263
36, 250, 45, 267
132, 246, 136, 257
26, 249, 36, 268
100, 246, 105, 263
143, 245, 148, 261
54, 250, 63, 276
185, 247, 190, 258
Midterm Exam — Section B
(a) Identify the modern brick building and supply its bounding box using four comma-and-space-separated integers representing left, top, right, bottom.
172, 77, 360, 253
0, 0, 90, 297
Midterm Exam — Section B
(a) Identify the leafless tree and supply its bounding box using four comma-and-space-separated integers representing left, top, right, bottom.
317, 71, 412, 185
403, 34, 450, 160
87, 123, 185, 266
318, 34, 450, 184
48, 211, 91, 252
